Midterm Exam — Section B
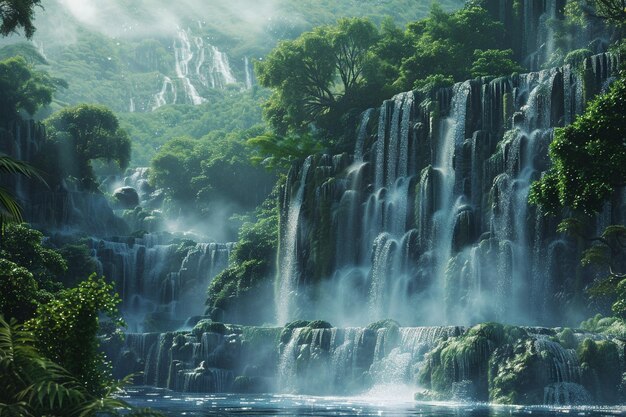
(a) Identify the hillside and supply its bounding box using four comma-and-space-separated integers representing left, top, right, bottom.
0, 0, 465, 165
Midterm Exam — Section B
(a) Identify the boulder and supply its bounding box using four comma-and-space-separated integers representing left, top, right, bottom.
114, 186, 139, 209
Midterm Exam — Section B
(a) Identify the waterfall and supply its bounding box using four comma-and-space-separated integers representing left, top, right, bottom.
276, 52, 621, 327
152, 76, 176, 110
276, 158, 312, 325
354, 108, 373, 162
244, 56, 254, 90
91, 234, 234, 331
207, 45, 237, 88
174, 28, 206, 105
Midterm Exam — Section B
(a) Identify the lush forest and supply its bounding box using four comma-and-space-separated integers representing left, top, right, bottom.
0, 0, 625, 414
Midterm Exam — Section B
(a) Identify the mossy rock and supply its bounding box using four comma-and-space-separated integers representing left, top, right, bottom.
556, 328, 578, 350
366, 319, 400, 331
488, 338, 544, 404
280, 320, 310, 344
192, 319, 228, 338
577, 338, 622, 403
307, 320, 332, 329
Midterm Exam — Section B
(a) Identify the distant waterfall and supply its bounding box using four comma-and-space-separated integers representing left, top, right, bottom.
152, 28, 238, 109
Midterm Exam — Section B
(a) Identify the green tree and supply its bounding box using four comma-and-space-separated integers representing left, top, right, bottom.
257, 17, 390, 136
529, 73, 626, 215
584, 0, 626, 23
26, 275, 123, 396
530, 73, 626, 320
150, 128, 275, 215
0, 223, 66, 285
0, 56, 60, 125
45, 104, 131, 190
0, 0, 42, 38
396, 3, 505, 89
470, 49, 525, 78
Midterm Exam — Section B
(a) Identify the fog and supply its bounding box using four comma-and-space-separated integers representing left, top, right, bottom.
32, 0, 291, 47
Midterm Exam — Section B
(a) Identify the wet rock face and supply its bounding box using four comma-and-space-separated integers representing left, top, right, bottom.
105, 322, 626, 405
114, 186, 140, 209
276, 53, 622, 327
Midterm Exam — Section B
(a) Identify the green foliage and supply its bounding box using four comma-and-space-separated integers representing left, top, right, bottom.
0, 316, 162, 417
577, 338, 622, 403
26, 274, 122, 396
257, 17, 392, 136
57, 244, 100, 288
191, 320, 228, 337
529, 72, 626, 215
0, 259, 38, 322
150, 127, 274, 215
0, 154, 45, 227
44, 104, 131, 190
396, 3, 506, 90
580, 313, 626, 337
470, 49, 524, 78
413, 74, 454, 94
0, 0, 42, 38
120, 89, 268, 166
247, 131, 324, 170
205, 187, 280, 322
0, 56, 59, 125
0, 223, 66, 284
564, 48, 594, 68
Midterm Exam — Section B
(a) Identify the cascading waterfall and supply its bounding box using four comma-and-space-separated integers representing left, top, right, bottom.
276, 157, 312, 325
174, 28, 206, 105
152, 28, 239, 108
277, 53, 622, 327
152, 76, 176, 110
91, 234, 234, 331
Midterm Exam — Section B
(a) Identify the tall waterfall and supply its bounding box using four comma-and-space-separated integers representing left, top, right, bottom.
277, 53, 622, 327
152, 28, 239, 109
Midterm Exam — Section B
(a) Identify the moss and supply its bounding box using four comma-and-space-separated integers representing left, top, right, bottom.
577, 338, 621, 403
488, 339, 543, 405
419, 323, 530, 401
192, 319, 228, 337
280, 320, 310, 344
557, 328, 577, 349
308, 320, 333, 329
366, 319, 399, 331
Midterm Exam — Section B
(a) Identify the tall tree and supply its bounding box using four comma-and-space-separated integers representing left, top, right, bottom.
0, 56, 60, 125
257, 18, 389, 136
45, 104, 131, 190
0, 0, 42, 38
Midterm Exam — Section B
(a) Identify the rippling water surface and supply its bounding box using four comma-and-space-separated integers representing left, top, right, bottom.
121, 387, 625, 417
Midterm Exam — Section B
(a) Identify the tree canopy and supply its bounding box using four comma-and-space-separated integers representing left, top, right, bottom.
0, 0, 41, 38
0, 56, 60, 125
256, 17, 393, 137
150, 128, 275, 215
45, 104, 131, 189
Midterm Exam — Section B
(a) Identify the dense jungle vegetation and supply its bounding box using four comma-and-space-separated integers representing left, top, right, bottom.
0, 0, 625, 412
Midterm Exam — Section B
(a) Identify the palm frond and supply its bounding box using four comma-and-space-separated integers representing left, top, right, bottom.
0, 154, 46, 184
0, 188, 23, 225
